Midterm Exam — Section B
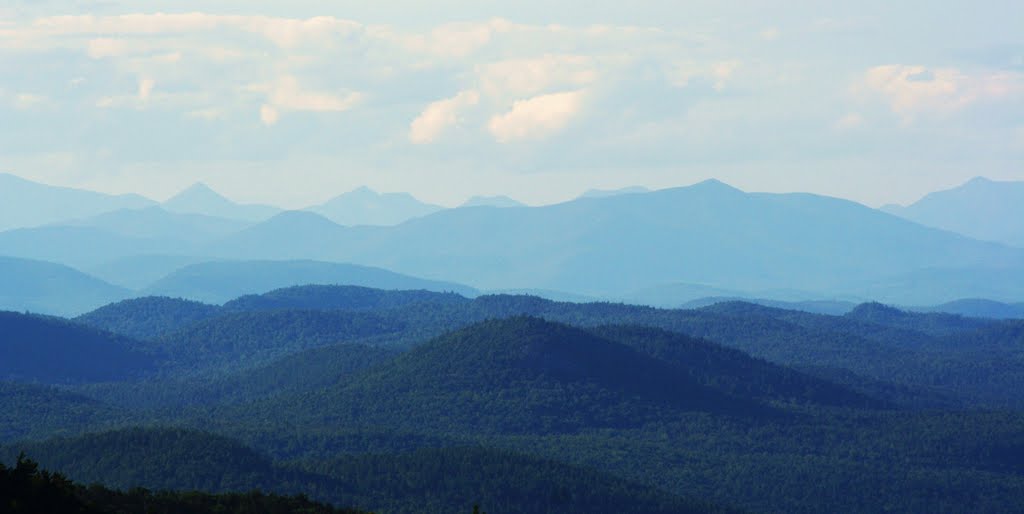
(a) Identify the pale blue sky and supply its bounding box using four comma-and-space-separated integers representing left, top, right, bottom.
1, 1, 1021, 207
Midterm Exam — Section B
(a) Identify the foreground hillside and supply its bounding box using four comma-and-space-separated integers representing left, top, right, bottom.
0, 453, 363, 514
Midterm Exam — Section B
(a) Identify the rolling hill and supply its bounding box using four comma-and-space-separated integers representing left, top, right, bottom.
251, 317, 770, 434
223, 285, 469, 313
0, 256, 129, 316
75, 296, 222, 340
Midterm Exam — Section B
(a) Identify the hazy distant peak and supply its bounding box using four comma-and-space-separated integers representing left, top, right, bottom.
162, 182, 281, 222
307, 187, 443, 226
690, 178, 742, 192
461, 195, 525, 208
167, 182, 229, 204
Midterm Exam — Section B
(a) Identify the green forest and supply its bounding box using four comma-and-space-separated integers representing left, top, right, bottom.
3, 285, 1024, 513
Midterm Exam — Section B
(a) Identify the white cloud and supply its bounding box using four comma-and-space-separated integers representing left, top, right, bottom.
488, 90, 587, 143
138, 78, 155, 101
260, 104, 280, 126
409, 90, 480, 144
477, 54, 599, 98
259, 75, 363, 114
861, 65, 1023, 122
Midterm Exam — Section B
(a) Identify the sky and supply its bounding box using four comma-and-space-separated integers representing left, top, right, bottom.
0, 1, 1022, 208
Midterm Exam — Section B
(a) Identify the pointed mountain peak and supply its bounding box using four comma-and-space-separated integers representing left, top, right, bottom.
167, 182, 230, 204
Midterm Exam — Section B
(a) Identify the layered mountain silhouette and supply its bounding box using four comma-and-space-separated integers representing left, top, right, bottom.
306, 186, 443, 226
882, 177, 1024, 248
0, 173, 153, 231
197, 179, 1024, 303
5, 177, 1024, 306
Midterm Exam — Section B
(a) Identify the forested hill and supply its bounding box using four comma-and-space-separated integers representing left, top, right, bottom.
242, 317, 781, 434
223, 285, 469, 313
75, 296, 221, 340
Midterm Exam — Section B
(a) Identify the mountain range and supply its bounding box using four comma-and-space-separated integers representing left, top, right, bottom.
3, 174, 1024, 309
882, 176, 1024, 248
0, 173, 154, 231
195, 179, 1024, 303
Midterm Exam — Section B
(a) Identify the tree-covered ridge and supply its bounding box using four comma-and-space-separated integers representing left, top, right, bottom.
148, 309, 405, 373
0, 311, 154, 384
244, 317, 775, 434
0, 453, 363, 514
75, 296, 221, 340
223, 285, 470, 313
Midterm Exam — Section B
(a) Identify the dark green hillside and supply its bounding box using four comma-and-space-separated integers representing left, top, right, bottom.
367, 294, 1023, 409
0, 382, 126, 443
224, 285, 469, 313
251, 317, 768, 434
308, 446, 737, 514
0, 311, 154, 384
76, 296, 221, 340
150, 310, 404, 372
589, 325, 884, 408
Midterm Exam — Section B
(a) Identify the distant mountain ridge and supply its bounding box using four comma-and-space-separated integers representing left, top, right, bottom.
882, 176, 1024, 247
0, 173, 154, 231
198, 178, 1024, 304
